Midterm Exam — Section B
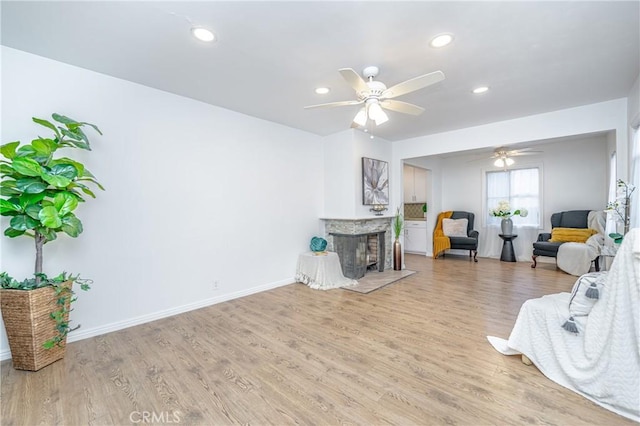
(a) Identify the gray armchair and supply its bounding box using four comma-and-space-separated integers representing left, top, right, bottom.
439, 211, 479, 262
531, 210, 600, 271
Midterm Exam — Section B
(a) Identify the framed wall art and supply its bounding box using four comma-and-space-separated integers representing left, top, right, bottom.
362, 157, 389, 205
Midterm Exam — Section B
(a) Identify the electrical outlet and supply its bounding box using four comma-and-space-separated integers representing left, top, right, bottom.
213, 280, 219, 291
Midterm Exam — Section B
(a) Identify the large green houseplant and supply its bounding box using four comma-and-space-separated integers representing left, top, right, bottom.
0, 113, 103, 370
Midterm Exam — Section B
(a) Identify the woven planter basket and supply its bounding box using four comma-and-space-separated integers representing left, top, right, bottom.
0, 281, 72, 371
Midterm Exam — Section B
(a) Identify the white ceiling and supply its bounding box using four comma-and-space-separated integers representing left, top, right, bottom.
2, 1, 638, 142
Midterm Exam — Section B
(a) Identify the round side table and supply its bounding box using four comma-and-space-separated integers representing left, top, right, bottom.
498, 234, 518, 262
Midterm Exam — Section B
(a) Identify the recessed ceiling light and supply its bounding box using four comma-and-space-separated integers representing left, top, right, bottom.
472, 86, 489, 94
430, 33, 454, 48
315, 87, 330, 95
191, 27, 216, 42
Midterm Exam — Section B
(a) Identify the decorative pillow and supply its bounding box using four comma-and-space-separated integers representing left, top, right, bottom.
549, 227, 597, 243
442, 218, 468, 237
568, 271, 607, 317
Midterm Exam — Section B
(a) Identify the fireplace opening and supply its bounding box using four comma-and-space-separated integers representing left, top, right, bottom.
330, 231, 385, 279
366, 234, 378, 270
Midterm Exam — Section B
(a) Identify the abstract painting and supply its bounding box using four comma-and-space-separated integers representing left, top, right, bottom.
362, 157, 389, 205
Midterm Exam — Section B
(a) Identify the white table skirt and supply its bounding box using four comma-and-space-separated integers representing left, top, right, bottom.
295, 251, 357, 290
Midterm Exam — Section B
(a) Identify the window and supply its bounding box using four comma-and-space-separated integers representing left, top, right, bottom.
631, 128, 639, 229
486, 167, 541, 227
605, 151, 617, 237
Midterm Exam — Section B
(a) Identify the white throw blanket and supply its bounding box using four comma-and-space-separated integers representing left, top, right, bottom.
295, 251, 357, 290
557, 210, 605, 276
488, 228, 640, 422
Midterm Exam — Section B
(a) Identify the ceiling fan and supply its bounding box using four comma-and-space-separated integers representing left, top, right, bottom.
304, 66, 445, 127
490, 147, 542, 168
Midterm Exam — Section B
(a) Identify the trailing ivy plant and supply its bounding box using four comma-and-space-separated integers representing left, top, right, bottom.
0, 113, 104, 348
0, 272, 91, 348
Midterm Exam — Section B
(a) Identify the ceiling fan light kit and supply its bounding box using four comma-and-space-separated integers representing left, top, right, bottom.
304, 65, 445, 129
353, 108, 368, 126
366, 100, 389, 125
490, 147, 542, 169
494, 157, 515, 168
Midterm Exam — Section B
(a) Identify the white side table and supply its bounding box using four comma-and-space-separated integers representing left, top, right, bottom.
295, 252, 357, 290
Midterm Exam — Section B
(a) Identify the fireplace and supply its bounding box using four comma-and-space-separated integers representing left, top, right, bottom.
330, 232, 385, 279
321, 217, 393, 279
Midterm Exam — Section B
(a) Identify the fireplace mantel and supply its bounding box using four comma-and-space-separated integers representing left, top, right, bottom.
320, 216, 394, 221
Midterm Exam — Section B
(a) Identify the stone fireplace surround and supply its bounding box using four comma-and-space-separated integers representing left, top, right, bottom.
320, 216, 394, 273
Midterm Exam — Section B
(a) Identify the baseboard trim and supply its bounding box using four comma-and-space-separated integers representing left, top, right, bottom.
0, 277, 294, 361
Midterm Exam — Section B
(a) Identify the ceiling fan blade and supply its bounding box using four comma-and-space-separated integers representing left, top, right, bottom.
505, 147, 543, 155
380, 100, 425, 116
467, 157, 491, 163
304, 100, 363, 109
381, 71, 445, 99
511, 151, 543, 156
339, 68, 369, 93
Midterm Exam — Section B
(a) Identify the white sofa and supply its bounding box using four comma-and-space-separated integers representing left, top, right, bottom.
489, 228, 640, 422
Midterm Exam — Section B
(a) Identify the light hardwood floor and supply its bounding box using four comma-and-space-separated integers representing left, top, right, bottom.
1, 254, 634, 425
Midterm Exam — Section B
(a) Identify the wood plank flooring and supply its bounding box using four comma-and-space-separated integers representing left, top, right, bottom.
1, 254, 634, 425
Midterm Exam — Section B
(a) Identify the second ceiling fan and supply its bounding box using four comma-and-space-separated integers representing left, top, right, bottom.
491, 147, 543, 168
304, 66, 445, 127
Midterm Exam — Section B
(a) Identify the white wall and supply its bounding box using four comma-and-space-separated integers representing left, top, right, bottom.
627, 73, 639, 177
0, 47, 324, 358
628, 74, 640, 128
627, 73, 640, 231
322, 130, 356, 218
322, 129, 393, 218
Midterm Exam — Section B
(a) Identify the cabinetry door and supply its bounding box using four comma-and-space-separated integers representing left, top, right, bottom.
404, 222, 427, 253
403, 165, 428, 203
403, 164, 415, 202
413, 167, 427, 203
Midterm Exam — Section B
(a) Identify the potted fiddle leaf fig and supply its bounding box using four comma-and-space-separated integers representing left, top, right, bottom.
0, 113, 104, 371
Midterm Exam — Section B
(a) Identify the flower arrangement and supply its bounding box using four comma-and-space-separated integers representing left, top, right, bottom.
605, 179, 635, 241
489, 200, 528, 219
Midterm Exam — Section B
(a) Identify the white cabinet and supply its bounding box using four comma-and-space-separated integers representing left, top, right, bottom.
404, 221, 427, 254
403, 164, 414, 202
413, 167, 427, 202
403, 165, 427, 203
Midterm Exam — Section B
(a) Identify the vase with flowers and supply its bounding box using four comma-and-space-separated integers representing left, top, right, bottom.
605, 179, 636, 243
490, 200, 528, 235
